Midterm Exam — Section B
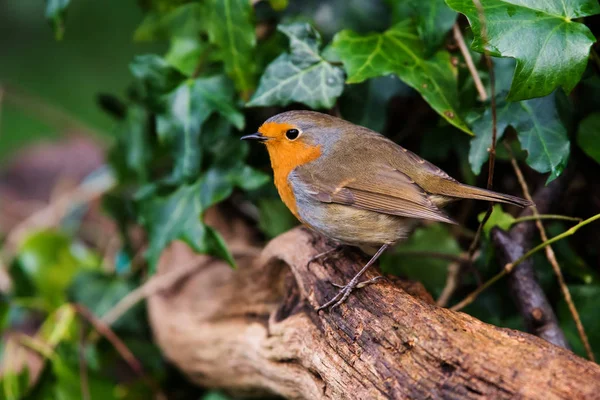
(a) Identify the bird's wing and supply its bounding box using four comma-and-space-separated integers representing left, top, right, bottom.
294, 164, 456, 224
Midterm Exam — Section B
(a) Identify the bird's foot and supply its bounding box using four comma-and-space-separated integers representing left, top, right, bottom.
316, 275, 385, 311
306, 244, 343, 269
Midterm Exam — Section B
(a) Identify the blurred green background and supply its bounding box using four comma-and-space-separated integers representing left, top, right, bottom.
0, 0, 165, 160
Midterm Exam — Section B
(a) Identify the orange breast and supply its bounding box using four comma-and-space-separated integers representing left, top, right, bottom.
266, 142, 321, 219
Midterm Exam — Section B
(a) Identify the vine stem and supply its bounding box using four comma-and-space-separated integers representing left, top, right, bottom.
506, 151, 595, 361
451, 212, 600, 313
464, 0, 497, 264
511, 215, 582, 225
453, 24, 487, 102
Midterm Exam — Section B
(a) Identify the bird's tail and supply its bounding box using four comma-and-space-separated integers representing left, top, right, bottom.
436, 182, 533, 208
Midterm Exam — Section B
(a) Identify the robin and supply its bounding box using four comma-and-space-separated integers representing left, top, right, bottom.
241, 110, 531, 310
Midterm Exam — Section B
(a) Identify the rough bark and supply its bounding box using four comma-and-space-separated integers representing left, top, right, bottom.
147, 211, 600, 400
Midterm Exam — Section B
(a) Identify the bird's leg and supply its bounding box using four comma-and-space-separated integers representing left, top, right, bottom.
316, 244, 389, 311
306, 243, 344, 269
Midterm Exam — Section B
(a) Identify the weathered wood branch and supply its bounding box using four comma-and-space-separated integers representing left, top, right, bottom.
492, 174, 570, 348
147, 211, 600, 400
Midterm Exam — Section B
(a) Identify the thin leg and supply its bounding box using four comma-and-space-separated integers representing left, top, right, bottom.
316, 244, 390, 311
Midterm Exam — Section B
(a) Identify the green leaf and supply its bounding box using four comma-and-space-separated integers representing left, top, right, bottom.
69, 271, 142, 333
577, 112, 600, 164
134, 3, 204, 42
206, 0, 257, 94
381, 224, 461, 297
445, 0, 600, 101
130, 55, 186, 105
469, 92, 570, 181
166, 37, 207, 76
247, 23, 345, 110
157, 75, 245, 182
15, 231, 99, 310
139, 165, 268, 270
45, 0, 70, 40
387, 0, 457, 55
478, 204, 515, 237
333, 20, 471, 134
340, 75, 409, 132
108, 105, 151, 183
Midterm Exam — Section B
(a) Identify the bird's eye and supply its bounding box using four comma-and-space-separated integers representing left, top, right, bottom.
285, 128, 300, 140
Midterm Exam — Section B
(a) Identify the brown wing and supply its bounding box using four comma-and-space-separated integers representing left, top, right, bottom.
295, 165, 456, 224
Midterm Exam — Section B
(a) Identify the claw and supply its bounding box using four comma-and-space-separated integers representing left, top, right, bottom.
317, 276, 385, 310
315, 244, 390, 312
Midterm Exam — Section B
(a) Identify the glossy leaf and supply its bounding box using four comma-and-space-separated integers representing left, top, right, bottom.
45, 0, 70, 40
140, 165, 268, 270
340, 75, 409, 132
15, 231, 98, 310
478, 205, 515, 237
69, 271, 142, 333
469, 92, 570, 182
446, 0, 600, 101
247, 23, 345, 109
206, 0, 257, 94
577, 112, 600, 164
157, 75, 245, 182
387, 0, 457, 55
130, 55, 185, 100
333, 20, 471, 134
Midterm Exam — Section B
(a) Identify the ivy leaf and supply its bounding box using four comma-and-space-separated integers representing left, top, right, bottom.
247, 23, 345, 110
157, 75, 245, 182
333, 20, 471, 134
130, 55, 185, 94
478, 205, 515, 237
206, 0, 257, 95
108, 105, 151, 183
139, 165, 268, 270
387, 0, 457, 55
468, 103, 513, 175
69, 271, 143, 334
14, 231, 98, 310
340, 75, 409, 132
45, 0, 70, 40
469, 92, 570, 182
577, 113, 600, 164
445, 0, 600, 101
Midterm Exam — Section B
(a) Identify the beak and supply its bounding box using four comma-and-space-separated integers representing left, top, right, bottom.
240, 132, 268, 142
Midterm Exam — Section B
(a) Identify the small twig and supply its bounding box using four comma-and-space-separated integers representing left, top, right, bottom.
505, 214, 600, 277
450, 268, 508, 311
464, 0, 497, 270
101, 259, 204, 326
101, 245, 260, 326
452, 213, 600, 313
511, 215, 582, 225
453, 24, 487, 102
508, 150, 595, 360
437, 250, 479, 307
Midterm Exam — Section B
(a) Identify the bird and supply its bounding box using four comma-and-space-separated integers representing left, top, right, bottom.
241, 110, 532, 310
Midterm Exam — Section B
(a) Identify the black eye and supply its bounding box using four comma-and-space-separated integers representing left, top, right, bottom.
285, 128, 300, 140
